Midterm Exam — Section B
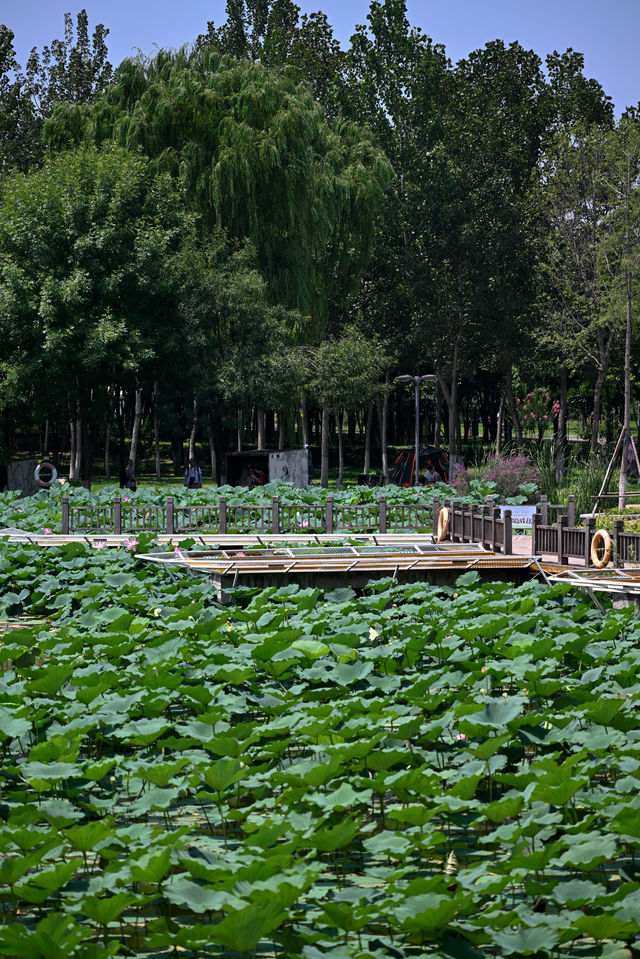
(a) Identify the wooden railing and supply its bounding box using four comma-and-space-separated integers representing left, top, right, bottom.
533, 511, 640, 566
536, 495, 576, 526
61, 495, 435, 536
532, 514, 594, 566
432, 497, 512, 553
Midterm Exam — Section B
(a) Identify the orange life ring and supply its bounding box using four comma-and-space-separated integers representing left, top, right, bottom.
437, 506, 450, 543
590, 529, 612, 568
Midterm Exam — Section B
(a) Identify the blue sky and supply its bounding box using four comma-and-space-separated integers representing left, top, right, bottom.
3, 0, 639, 113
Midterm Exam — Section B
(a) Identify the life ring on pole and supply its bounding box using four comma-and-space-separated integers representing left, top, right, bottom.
590, 529, 612, 569
34, 461, 58, 490
437, 506, 450, 543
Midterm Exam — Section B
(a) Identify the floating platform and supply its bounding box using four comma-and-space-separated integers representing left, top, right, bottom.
0, 530, 440, 549
138, 541, 541, 600
5, 527, 640, 607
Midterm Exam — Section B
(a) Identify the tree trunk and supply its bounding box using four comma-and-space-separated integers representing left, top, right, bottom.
237, 410, 242, 452
129, 387, 142, 466
79, 390, 93, 489
278, 413, 285, 450
69, 412, 78, 482
171, 438, 183, 477
207, 418, 217, 482
556, 365, 568, 480
300, 395, 310, 447
363, 404, 374, 476
377, 371, 390, 484
43, 419, 50, 455
437, 340, 460, 470
256, 409, 266, 450
495, 392, 505, 456
337, 410, 344, 489
320, 403, 330, 488
434, 383, 442, 448
189, 394, 198, 460
619, 154, 634, 507
619, 263, 633, 507
504, 365, 523, 448
153, 383, 161, 481
347, 412, 356, 445
104, 386, 113, 480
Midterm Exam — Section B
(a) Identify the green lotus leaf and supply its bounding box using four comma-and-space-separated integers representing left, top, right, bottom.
492, 924, 559, 955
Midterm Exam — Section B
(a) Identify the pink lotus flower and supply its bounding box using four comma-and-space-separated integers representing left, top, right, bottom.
93, 540, 107, 550
125, 538, 139, 553
42, 528, 52, 535
456, 733, 467, 741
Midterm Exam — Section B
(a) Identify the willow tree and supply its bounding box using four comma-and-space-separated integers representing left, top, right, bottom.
44, 48, 390, 324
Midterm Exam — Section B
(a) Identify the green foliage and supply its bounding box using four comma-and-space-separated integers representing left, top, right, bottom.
1, 495, 640, 954
0, 144, 187, 420
44, 47, 391, 325
0, 12, 112, 175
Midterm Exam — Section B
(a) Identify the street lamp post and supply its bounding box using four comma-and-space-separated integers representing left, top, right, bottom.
396, 374, 437, 485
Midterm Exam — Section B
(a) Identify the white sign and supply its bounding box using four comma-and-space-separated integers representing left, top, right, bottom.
499, 504, 536, 529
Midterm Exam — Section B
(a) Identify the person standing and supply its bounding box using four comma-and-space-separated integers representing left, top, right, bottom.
124, 459, 137, 492
184, 458, 202, 489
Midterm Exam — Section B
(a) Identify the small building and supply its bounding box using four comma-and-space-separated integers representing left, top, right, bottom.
225, 449, 309, 488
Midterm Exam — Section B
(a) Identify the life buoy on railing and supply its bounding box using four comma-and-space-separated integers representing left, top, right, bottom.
34, 461, 58, 489
590, 529, 612, 569
436, 506, 450, 543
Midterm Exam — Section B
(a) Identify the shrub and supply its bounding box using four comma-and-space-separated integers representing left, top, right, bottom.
483, 454, 539, 501
449, 462, 470, 495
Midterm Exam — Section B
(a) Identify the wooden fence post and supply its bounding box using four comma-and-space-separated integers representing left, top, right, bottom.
531, 511, 539, 555
503, 509, 512, 555
613, 518, 623, 567
539, 495, 548, 525
114, 497, 122, 536
584, 516, 595, 568
462, 501, 471, 543
378, 496, 387, 534
567, 495, 576, 527
491, 507, 500, 551
166, 497, 174, 535
482, 503, 491, 549
432, 495, 440, 533
272, 497, 280, 534
61, 497, 69, 534
219, 496, 227, 535
325, 495, 334, 534
557, 514, 567, 565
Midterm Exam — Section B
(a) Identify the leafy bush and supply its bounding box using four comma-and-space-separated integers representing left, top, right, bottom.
449, 462, 470, 494
482, 454, 539, 501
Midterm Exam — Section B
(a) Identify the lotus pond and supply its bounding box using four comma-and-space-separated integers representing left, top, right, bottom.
0, 526, 640, 957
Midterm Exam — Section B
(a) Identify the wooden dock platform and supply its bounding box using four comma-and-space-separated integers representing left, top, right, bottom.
137, 542, 540, 599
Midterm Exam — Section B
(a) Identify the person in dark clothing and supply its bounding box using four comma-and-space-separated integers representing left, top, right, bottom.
124, 459, 137, 492
184, 458, 203, 489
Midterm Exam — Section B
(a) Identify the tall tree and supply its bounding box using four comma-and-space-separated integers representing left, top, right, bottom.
45, 48, 389, 323
430, 40, 548, 458
599, 112, 640, 500
0, 145, 187, 485
0, 11, 112, 174
197, 1, 345, 115
540, 125, 619, 454
539, 48, 613, 476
